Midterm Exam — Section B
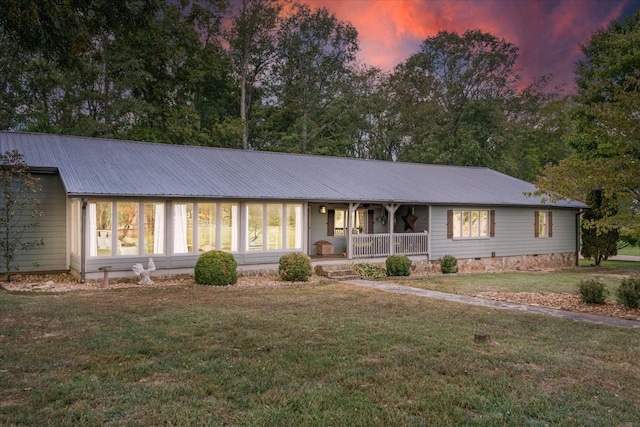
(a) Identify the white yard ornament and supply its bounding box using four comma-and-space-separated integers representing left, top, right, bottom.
132, 258, 156, 285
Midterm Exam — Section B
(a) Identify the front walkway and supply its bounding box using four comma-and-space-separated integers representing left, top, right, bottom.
344, 279, 640, 329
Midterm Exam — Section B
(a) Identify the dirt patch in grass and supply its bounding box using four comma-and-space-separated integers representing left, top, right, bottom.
477, 291, 640, 321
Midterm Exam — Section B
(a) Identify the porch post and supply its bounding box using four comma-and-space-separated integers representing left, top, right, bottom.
383, 203, 399, 256
347, 203, 360, 259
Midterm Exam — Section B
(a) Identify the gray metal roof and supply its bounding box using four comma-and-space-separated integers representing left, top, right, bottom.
0, 131, 586, 208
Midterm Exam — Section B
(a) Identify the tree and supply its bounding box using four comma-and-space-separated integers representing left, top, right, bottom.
0, 150, 44, 281
0, 0, 160, 67
0, 1, 237, 145
581, 190, 619, 266
257, 5, 359, 154
226, 0, 284, 149
391, 30, 519, 168
345, 66, 403, 161
536, 9, 640, 239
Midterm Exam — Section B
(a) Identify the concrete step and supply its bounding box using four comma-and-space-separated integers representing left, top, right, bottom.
324, 268, 360, 281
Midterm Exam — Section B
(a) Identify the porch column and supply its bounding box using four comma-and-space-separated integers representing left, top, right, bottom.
383, 203, 399, 256
346, 202, 360, 259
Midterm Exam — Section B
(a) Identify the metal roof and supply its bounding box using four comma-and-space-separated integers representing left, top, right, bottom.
0, 131, 586, 208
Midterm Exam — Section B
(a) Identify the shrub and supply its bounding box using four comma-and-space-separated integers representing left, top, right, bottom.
353, 263, 386, 280
577, 279, 609, 305
440, 255, 458, 274
279, 252, 312, 282
616, 277, 640, 309
194, 250, 237, 286
386, 255, 411, 277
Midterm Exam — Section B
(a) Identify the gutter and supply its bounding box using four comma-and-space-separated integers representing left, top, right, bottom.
575, 209, 583, 266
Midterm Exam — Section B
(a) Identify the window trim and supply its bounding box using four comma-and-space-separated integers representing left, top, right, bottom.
447, 209, 495, 240
245, 202, 303, 252
88, 199, 166, 257
173, 201, 239, 255
535, 210, 553, 238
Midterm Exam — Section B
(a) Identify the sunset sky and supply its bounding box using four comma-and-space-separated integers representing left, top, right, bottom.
300, 0, 640, 91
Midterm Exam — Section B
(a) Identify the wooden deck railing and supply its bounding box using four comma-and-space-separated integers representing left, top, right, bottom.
350, 232, 428, 258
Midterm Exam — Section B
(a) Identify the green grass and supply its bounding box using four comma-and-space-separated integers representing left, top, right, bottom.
395, 260, 640, 297
1, 281, 640, 426
618, 245, 640, 256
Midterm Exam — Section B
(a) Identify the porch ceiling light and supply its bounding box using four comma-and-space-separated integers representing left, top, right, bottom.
319, 205, 327, 214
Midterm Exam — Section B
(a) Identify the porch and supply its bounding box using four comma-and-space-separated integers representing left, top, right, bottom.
350, 232, 429, 258
310, 202, 431, 260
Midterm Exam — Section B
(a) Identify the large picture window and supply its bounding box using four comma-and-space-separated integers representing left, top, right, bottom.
89, 200, 165, 257
447, 209, 494, 239
174, 202, 238, 254
246, 203, 303, 251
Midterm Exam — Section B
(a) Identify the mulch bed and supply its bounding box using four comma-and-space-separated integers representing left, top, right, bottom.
3, 273, 639, 322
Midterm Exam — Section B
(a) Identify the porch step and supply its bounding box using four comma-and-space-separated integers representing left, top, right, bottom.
315, 265, 361, 281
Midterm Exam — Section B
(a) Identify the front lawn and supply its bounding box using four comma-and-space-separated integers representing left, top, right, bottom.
1, 282, 640, 426
394, 260, 640, 297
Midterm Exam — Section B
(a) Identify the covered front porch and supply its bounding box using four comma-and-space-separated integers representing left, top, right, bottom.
309, 202, 430, 260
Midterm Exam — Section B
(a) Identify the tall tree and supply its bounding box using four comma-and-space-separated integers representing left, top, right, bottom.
392, 30, 519, 168
226, 0, 284, 149
0, 0, 160, 67
0, 0, 237, 145
345, 66, 402, 161
258, 4, 359, 154
581, 190, 619, 266
536, 9, 640, 238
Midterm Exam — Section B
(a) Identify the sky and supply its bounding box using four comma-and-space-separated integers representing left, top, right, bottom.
300, 0, 640, 91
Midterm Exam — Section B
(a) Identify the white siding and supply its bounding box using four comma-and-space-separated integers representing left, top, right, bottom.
430, 206, 578, 259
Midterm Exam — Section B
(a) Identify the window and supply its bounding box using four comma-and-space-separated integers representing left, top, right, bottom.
447, 209, 495, 239
117, 201, 139, 255
88, 200, 165, 256
90, 201, 113, 256
174, 202, 239, 254
220, 203, 238, 252
327, 209, 370, 236
173, 202, 194, 253
144, 202, 164, 254
535, 211, 552, 238
246, 203, 303, 251
197, 203, 216, 252
247, 203, 264, 250
70, 200, 81, 256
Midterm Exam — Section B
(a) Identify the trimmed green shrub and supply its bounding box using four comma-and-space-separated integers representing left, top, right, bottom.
440, 255, 458, 274
616, 277, 640, 309
194, 250, 237, 286
386, 255, 411, 277
354, 263, 386, 280
279, 252, 312, 282
577, 279, 609, 305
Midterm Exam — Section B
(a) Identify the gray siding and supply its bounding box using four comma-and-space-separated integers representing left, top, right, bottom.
430, 206, 577, 259
5, 174, 68, 273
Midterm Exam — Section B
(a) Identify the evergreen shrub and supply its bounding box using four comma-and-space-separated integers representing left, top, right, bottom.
577, 279, 608, 305
386, 255, 411, 276
194, 250, 238, 286
440, 255, 458, 274
616, 277, 640, 309
279, 253, 312, 282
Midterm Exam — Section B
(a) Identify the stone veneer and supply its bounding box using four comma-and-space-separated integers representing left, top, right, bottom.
411, 252, 577, 276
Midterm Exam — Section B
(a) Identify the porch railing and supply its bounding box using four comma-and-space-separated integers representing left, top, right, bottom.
350, 232, 429, 259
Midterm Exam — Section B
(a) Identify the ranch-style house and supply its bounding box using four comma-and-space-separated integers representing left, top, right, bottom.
0, 132, 587, 281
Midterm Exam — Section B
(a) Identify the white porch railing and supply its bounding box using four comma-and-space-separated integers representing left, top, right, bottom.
350, 232, 429, 259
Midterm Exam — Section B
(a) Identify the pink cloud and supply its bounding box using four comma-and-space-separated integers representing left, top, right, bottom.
300, 0, 636, 90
